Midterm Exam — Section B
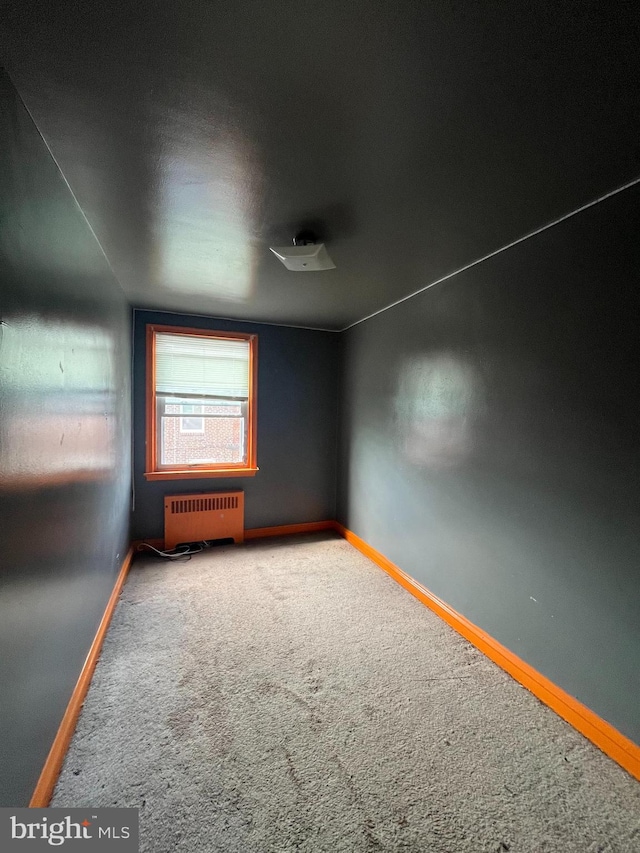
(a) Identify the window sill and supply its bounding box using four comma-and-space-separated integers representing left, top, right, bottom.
144, 468, 259, 481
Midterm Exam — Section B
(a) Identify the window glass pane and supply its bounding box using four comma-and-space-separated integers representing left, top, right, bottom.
158, 396, 246, 466
180, 417, 204, 432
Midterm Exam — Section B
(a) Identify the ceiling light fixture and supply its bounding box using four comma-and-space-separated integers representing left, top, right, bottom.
269, 230, 336, 271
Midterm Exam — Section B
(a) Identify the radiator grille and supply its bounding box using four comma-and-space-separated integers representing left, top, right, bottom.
169, 495, 239, 514
164, 491, 244, 549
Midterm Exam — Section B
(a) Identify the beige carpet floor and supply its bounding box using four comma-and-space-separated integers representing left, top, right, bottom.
53, 532, 640, 852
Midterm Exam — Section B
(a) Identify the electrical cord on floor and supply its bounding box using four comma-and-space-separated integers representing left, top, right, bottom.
136, 541, 211, 561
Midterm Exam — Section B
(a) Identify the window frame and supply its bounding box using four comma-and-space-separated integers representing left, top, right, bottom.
145, 324, 258, 480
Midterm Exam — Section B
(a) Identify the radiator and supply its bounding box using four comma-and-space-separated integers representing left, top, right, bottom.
164, 491, 244, 549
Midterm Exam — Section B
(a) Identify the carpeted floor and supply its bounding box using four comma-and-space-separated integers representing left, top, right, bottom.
53, 532, 640, 852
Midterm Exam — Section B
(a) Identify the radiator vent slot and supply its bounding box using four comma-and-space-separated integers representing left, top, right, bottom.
169, 495, 239, 514
164, 491, 244, 550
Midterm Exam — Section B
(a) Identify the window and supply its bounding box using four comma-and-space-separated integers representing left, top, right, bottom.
179, 405, 205, 433
145, 325, 258, 480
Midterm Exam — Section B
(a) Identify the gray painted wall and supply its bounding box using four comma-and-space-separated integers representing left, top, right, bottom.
338, 185, 640, 744
0, 72, 131, 805
132, 311, 340, 540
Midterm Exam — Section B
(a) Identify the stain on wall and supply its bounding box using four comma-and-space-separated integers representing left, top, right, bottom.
0, 72, 131, 805
338, 184, 640, 744
132, 310, 340, 540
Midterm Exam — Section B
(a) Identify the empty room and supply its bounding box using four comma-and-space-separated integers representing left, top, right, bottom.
1, 2, 639, 851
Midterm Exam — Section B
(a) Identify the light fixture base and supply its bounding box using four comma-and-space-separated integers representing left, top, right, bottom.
269, 242, 336, 271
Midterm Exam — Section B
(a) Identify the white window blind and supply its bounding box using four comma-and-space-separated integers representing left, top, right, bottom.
155, 333, 250, 398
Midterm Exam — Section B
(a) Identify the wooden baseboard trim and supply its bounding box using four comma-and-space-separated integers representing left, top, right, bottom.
334, 522, 640, 782
29, 546, 136, 807
134, 523, 336, 552
244, 520, 336, 540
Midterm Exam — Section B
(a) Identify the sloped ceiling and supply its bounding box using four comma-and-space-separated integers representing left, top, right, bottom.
1, 0, 639, 330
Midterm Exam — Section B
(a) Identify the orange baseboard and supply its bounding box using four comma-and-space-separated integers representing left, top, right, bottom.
135, 522, 336, 552
334, 522, 640, 782
29, 546, 136, 807
244, 520, 336, 539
